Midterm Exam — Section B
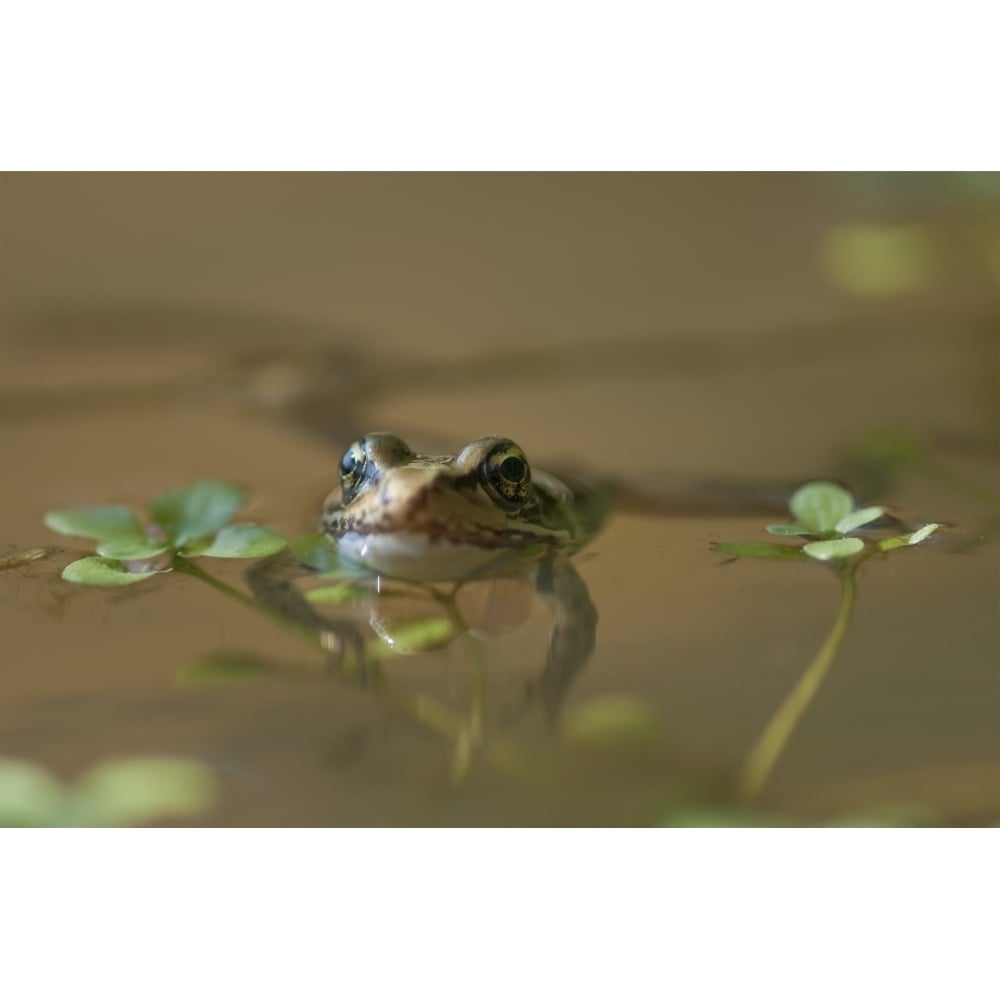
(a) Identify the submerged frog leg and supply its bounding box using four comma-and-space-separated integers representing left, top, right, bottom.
245, 551, 367, 675
526, 555, 598, 723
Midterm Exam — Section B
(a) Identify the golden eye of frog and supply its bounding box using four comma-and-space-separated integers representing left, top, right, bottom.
322, 433, 608, 581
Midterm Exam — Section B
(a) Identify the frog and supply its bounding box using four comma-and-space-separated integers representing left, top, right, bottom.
320, 432, 609, 582
248, 432, 608, 719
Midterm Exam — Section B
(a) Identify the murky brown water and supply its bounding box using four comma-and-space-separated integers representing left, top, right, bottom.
2, 174, 998, 825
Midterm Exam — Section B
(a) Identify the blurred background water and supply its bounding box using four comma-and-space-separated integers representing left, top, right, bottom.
1, 173, 997, 825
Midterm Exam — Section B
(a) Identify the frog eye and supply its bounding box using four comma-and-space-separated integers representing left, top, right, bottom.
481, 442, 531, 506
339, 439, 368, 500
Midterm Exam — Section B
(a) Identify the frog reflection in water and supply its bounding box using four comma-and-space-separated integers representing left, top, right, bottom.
251, 433, 609, 718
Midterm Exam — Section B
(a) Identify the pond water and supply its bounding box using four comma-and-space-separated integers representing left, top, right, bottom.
1, 174, 997, 826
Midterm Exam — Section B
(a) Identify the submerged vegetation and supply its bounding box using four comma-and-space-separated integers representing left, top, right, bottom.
15, 474, 951, 828
714, 480, 942, 802
44, 480, 288, 586
0, 755, 216, 827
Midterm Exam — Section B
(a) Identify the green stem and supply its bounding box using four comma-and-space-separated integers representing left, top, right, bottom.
738, 560, 860, 803
172, 557, 324, 649
434, 591, 486, 780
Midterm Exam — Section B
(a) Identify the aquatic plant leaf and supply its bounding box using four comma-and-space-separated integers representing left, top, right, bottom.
44, 505, 143, 542
712, 541, 808, 561
765, 523, 813, 536
306, 583, 370, 605
907, 522, 943, 544
292, 532, 341, 570
876, 536, 907, 553
803, 537, 865, 561
61, 557, 160, 586
69, 757, 217, 827
789, 481, 854, 533
835, 506, 886, 534
368, 617, 455, 656
149, 480, 244, 546
177, 651, 282, 685
821, 222, 936, 296
175, 535, 212, 556
560, 696, 663, 747
196, 523, 287, 559
96, 538, 171, 560
0, 758, 65, 827
292, 532, 373, 578
877, 522, 943, 552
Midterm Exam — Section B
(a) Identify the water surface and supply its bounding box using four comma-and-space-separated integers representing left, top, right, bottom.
2, 174, 997, 825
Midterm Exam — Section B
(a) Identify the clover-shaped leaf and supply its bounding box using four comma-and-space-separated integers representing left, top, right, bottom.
46, 481, 287, 587
802, 537, 865, 561
789, 481, 854, 534
61, 556, 161, 587
834, 505, 886, 534
150, 480, 245, 546
95, 538, 171, 560
44, 505, 143, 543
195, 523, 287, 559
717, 478, 942, 566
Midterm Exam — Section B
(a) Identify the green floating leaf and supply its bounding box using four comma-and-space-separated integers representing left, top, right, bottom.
174, 535, 212, 556
44, 505, 143, 543
560, 696, 663, 747
803, 537, 865, 561
0, 758, 66, 827
712, 541, 808, 561
150, 480, 244, 546
765, 523, 813, 536
369, 617, 455, 656
878, 536, 907, 553
96, 538, 171, 560
69, 757, 217, 827
307, 582, 370, 605
878, 522, 943, 552
177, 650, 281, 685
908, 522, 943, 544
789, 481, 855, 534
195, 523, 287, 559
61, 556, 160, 586
835, 505, 886, 534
